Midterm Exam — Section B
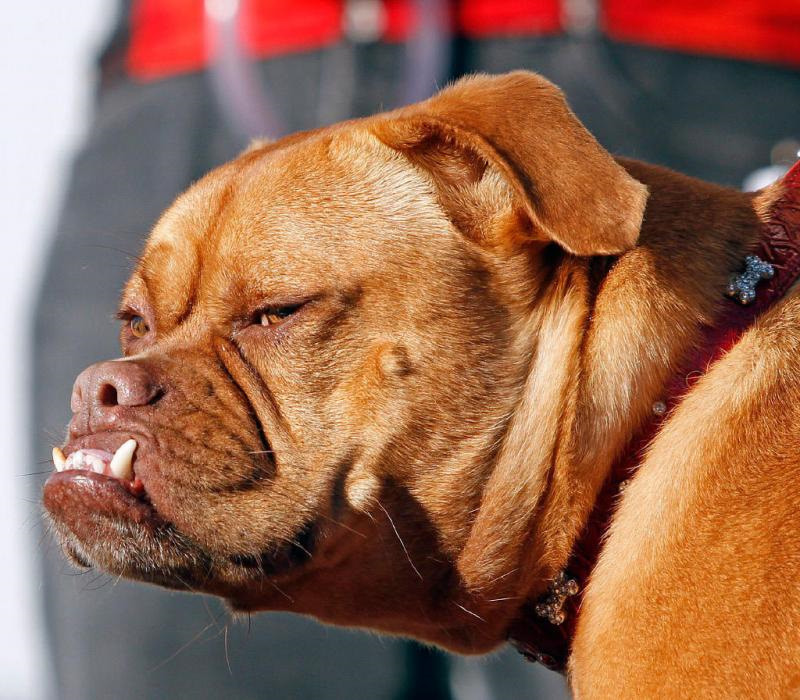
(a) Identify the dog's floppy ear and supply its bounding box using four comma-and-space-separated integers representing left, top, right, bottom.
373, 71, 647, 256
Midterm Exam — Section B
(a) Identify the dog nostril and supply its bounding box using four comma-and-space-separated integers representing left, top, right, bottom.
97, 383, 119, 407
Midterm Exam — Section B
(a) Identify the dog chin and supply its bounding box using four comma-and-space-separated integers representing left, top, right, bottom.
43, 457, 320, 594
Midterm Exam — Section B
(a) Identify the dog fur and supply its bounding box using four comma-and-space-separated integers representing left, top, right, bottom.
44, 71, 800, 697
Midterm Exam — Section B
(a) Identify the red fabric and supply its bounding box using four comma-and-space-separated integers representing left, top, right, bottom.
382, 0, 415, 42
128, 0, 208, 79
127, 0, 565, 80
604, 0, 800, 67
128, 0, 800, 80
238, 0, 342, 59
458, 0, 561, 37
128, 0, 344, 80
508, 159, 800, 673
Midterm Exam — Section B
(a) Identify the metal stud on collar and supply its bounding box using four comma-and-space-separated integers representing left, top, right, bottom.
725, 255, 775, 305
534, 571, 579, 626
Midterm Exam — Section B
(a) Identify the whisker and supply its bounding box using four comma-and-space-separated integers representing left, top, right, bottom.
374, 499, 423, 581
317, 514, 367, 539
81, 243, 139, 259
289, 540, 312, 558
453, 602, 486, 622
173, 572, 202, 595
483, 567, 519, 588
223, 625, 233, 676
148, 617, 222, 673
83, 572, 113, 591
266, 579, 294, 603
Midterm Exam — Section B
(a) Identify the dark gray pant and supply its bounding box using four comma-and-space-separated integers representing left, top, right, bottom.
31, 33, 798, 700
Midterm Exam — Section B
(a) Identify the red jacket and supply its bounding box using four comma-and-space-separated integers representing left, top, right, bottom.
128, 0, 800, 80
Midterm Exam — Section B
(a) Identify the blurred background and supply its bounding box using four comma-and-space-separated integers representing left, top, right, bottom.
3, 1, 798, 698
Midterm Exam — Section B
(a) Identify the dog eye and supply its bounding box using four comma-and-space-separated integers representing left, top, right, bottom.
259, 306, 298, 327
129, 315, 149, 338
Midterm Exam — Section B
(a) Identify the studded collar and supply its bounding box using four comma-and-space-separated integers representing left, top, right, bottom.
507, 159, 800, 673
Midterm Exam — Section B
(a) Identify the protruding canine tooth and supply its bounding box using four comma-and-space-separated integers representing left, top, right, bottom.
52, 447, 67, 472
109, 439, 137, 480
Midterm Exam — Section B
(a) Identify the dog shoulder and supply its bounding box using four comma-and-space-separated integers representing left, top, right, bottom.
571, 293, 800, 698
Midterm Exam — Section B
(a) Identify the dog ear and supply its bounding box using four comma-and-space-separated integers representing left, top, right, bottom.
373, 71, 647, 256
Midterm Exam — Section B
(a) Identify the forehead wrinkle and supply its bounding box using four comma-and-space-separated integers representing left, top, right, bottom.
190, 152, 296, 314
148, 126, 451, 324
255, 130, 444, 240
138, 168, 238, 329
120, 273, 149, 312
191, 134, 449, 316
240, 136, 448, 257
196, 262, 251, 326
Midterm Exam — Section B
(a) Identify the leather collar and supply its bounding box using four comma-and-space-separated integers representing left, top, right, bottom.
508, 159, 800, 673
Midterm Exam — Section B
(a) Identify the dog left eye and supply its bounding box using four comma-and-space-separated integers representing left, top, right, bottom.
129, 315, 150, 337
258, 306, 299, 327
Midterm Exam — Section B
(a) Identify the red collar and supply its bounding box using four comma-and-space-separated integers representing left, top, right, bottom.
508, 159, 800, 672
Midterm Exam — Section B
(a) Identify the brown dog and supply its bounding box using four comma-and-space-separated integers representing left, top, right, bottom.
43, 71, 800, 697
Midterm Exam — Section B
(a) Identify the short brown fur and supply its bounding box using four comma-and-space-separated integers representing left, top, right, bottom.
44, 72, 800, 696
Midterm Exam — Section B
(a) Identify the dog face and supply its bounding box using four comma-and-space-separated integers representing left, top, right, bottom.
44, 72, 647, 653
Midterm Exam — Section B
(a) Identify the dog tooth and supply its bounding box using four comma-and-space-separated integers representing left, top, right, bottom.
52, 447, 66, 472
88, 456, 105, 474
109, 439, 137, 480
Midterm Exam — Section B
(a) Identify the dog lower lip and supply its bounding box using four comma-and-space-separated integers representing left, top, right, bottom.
44, 470, 158, 527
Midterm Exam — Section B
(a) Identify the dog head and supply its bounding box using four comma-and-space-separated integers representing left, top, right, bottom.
43, 71, 647, 653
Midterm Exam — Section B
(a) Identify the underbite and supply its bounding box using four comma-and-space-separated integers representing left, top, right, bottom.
53, 439, 145, 494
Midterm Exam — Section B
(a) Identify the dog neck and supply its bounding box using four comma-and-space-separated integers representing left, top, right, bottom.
506, 159, 800, 672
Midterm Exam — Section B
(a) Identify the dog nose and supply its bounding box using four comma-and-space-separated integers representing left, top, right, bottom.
71, 360, 162, 422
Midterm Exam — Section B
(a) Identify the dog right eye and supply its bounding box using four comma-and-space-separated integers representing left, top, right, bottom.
258, 305, 299, 327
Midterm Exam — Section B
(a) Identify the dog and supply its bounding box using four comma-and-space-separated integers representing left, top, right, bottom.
43, 71, 800, 697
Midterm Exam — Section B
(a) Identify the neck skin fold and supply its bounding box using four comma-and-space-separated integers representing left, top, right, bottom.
461, 161, 763, 618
